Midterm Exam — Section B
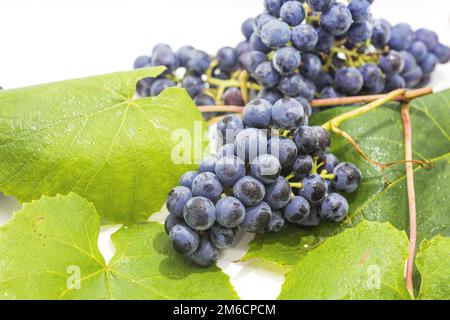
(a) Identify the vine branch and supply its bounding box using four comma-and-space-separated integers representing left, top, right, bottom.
401, 101, 417, 299
197, 87, 433, 113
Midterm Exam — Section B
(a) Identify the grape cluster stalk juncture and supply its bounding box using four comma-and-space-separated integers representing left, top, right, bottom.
130, 0, 449, 268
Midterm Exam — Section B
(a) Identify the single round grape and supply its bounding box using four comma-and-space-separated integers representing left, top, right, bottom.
280, 1, 305, 26
151, 44, 178, 72
348, 21, 373, 44
250, 33, 272, 54
298, 78, 317, 101
169, 224, 200, 255
188, 235, 219, 267
222, 87, 244, 106
314, 126, 331, 151
365, 77, 386, 94
241, 201, 272, 233
420, 54, 438, 74
152, 43, 171, 55
236, 40, 252, 58
320, 86, 341, 98
319, 193, 349, 222
217, 47, 238, 73
415, 28, 439, 50
217, 143, 235, 158
164, 214, 184, 234
191, 172, 223, 201
409, 41, 428, 63
217, 115, 244, 144
264, 176, 292, 209
233, 176, 266, 206
416, 73, 432, 88
283, 196, 310, 223
179, 171, 198, 189
257, 88, 284, 104
264, 210, 285, 233
314, 71, 334, 91
264, 0, 284, 17
241, 18, 255, 40
240, 51, 268, 75
271, 98, 305, 130
209, 224, 237, 249
400, 51, 417, 75
433, 43, 450, 64
317, 153, 340, 174
371, 19, 391, 48
268, 136, 298, 168
334, 67, 364, 95
183, 196, 216, 231
186, 50, 211, 75
333, 162, 362, 193
291, 24, 318, 52
243, 98, 272, 129
260, 19, 291, 48
301, 53, 322, 80
293, 96, 312, 117
301, 174, 328, 203
254, 13, 276, 36
320, 3, 352, 36
194, 94, 215, 106
293, 126, 321, 154
292, 155, 314, 179
273, 47, 302, 75
182, 76, 204, 98
215, 196, 246, 228
360, 63, 383, 88
254, 61, 280, 87
150, 79, 176, 96
176, 45, 195, 67
234, 128, 268, 163
402, 66, 423, 88
251, 154, 281, 184
348, 0, 371, 23
133, 55, 150, 69
315, 27, 334, 53
215, 155, 246, 187
385, 74, 407, 91
199, 156, 218, 173
278, 73, 307, 97
166, 186, 192, 218
307, 0, 335, 12
388, 23, 415, 51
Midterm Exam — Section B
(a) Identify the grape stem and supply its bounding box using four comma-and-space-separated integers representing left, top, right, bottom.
321, 88, 407, 130
196, 87, 433, 113
401, 101, 417, 299
320, 89, 432, 173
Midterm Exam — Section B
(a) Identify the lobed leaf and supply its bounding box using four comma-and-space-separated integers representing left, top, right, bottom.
0, 193, 238, 300
0, 68, 207, 224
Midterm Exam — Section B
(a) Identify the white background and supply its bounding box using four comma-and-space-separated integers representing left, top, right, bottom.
0, 0, 449, 299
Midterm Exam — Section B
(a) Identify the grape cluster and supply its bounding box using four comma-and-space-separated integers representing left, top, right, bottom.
133, 0, 450, 111
164, 96, 362, 266
241, 0, 450, 101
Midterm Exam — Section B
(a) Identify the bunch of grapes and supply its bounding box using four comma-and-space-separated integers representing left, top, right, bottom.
133, 0, 449, 267
133, 0, 450, 110
164, 96, 361, 266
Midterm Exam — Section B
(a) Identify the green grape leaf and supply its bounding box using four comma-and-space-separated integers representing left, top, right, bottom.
0, 193, 238, 300
416, 236, 450, 300
0, 68, 207, 224
278, 221, 411, 300
243, 90, 450, 267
